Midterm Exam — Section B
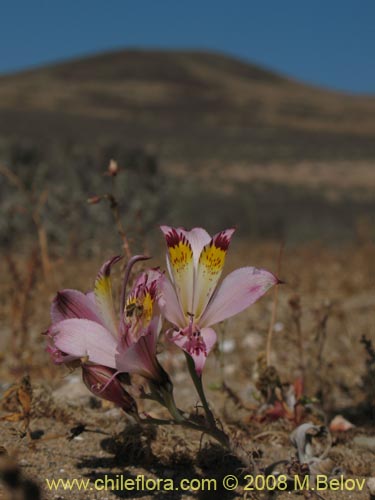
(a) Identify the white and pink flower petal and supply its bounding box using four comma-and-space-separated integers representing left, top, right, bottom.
168, 326, 217, 375
85, 291, 96, 305
131, 268, 162, 291
160, 225, 195, 318
193, 228, 235, 320
51, 289, 102, 324
179, 227, 211, 268
158, 274, 185, 328
116, 328, 162, 381
46, 344, 78, 365
199, 267, 278, 327
94, 256, 122, 337
123, 270, 162, 343
50, 318, 118, 369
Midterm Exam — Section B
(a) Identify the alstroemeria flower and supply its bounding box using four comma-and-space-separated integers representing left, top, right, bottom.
115, 268, 168, 384
47, 256, 166, 384
159, 226, 279, 375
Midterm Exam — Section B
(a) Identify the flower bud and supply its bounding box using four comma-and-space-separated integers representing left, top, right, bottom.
108, 159, 119, 176
82, 364, 138, 417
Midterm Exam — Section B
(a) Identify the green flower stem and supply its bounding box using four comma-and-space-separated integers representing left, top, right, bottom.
142, 415, 199, 431
184, 352, 216, 429
140, 357, 230, 449
160, 387, 186, 424
144, 380, 186, 424
142, 415, 229, 448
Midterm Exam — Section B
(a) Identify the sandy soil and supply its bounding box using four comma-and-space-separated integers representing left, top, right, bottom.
0, 242, 374, 500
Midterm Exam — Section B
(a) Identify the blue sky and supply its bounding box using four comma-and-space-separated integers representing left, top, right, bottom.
1, 0, 375, 94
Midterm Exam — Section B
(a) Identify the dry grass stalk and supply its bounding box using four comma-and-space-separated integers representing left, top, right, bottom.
266, 242, 284, 367
5, 249, 39, 355
289, 294, 305, 377
0, 164, 51, 282
88, 159, 133, 259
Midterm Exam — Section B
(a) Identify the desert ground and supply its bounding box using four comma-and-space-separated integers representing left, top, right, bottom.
0, 239, 374, 500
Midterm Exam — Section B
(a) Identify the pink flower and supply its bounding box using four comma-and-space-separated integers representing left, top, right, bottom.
159, 226, 279, 375
47, 256, 166, 384
115, 268, 169, 384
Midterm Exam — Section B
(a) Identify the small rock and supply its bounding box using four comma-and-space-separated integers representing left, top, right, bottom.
273, 322, 284, 332
367, 477, 375, 499
224, 364, 236, 375
353, 435, 375, 452
242, 332, 262, 349
174, 372, 188, 383
103, 407, 123, 419
54, 375, 91, 406
221, 339, 236, 353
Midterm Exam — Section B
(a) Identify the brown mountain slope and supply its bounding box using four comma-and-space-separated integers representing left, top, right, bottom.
1, 50, 375, 247
1, 49, 375, 165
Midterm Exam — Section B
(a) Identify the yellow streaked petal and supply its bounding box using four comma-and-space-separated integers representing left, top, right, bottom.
94, 256, 122, 337
161, 226, 194, 318
124, 275, 157, 343
194, 228, 235, 319
142, 291, 154, 324
168, 236, 193, 273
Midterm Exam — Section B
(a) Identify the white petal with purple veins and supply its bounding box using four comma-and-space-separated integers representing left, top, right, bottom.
51, 318, 118, 368
200, 267, 277, 327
